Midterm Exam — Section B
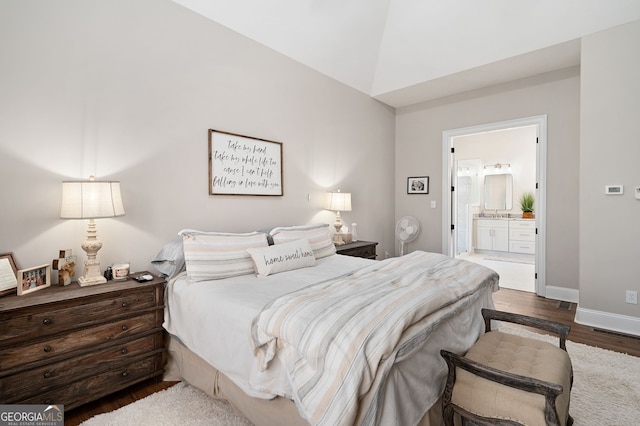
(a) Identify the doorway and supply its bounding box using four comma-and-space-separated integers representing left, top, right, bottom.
441, 116, 547, 296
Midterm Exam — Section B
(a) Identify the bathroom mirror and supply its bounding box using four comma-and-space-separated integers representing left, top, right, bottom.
484, 173, 513, 210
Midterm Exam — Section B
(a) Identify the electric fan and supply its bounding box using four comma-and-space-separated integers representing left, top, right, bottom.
395, 216, 421, 256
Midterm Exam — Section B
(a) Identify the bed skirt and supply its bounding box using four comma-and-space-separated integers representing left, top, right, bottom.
164, 335, 444, 425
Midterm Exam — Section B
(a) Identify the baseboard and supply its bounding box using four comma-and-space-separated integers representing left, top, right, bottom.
545, 285, 579, 303
575, 306, 640, 337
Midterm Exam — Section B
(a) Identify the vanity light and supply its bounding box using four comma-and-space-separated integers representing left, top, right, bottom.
483, 163, 511, 174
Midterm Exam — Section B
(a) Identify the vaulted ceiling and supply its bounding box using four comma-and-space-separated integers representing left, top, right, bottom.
172, 0, 640, 107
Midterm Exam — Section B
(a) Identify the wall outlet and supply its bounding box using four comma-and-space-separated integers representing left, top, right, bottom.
626, 290, 638, 304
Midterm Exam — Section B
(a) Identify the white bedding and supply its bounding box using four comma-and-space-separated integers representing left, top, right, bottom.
251, 251, 499, 425
163, 254, 374, 398
164, 251, 499, 425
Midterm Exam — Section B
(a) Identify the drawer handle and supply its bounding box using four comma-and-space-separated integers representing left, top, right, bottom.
122, 371, 129, 377
121, 348, 128, 355
44, 371, 52, 379
121, 302, 129, 308
42, 318, 52, 325
43, 345, 52, 353
122, 325, 128, 331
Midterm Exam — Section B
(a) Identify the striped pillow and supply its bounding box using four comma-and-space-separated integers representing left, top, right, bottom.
270, 224, 336, 259
179, 229, 269, 281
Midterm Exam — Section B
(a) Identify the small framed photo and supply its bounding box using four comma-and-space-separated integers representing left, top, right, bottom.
17, 264, 51, 296
407, 176, 429, 194
0, 252, 19, 297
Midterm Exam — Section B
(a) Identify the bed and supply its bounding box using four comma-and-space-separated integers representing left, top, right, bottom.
158, 224, 499, 426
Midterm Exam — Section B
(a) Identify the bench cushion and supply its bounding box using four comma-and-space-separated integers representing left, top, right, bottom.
451, 330, 572, 425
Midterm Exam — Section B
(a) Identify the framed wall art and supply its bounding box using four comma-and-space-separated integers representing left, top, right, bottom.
208, 129, 283, 196
407, 176, 429, 194
0, 252, 19, 297
17, 264, 51, 296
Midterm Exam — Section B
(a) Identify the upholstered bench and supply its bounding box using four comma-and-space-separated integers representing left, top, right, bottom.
440, 309, 573, 426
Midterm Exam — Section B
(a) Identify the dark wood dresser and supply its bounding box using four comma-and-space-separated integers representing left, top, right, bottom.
336, 240, 378, 259
0, 273, 165, 410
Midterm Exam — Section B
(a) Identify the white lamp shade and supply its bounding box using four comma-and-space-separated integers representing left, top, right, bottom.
60, 180, 125, 219
325, 191, 352, 212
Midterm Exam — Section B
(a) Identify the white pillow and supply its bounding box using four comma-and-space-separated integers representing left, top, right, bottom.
179, 229, 269, 281
270, 224, 336, 259
247, 239, 316, 277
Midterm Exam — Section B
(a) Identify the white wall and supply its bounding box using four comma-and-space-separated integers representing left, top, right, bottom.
0, 0, 395, 278
395, 67, 580, 291
578, 20, 640, 333
455, 126, 537, 216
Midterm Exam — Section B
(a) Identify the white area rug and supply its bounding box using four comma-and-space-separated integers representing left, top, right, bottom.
81, 327, 640, 426
80, 382, 252, 426
501, 326, 640, 426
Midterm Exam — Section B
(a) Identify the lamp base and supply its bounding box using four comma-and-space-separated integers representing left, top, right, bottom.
78, 272, 107, 287
78, 218, 107, 286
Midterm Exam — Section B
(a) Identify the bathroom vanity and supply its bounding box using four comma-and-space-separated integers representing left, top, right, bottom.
474, 217, 535, 255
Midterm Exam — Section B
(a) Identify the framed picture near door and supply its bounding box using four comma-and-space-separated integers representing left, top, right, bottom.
407, 176, 429, 194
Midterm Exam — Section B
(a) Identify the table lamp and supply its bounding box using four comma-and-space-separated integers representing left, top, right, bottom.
60, 176, 125, 286
325, 190, 351, 245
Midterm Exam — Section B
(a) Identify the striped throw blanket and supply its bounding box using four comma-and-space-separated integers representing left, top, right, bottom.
251, 251, 499, 426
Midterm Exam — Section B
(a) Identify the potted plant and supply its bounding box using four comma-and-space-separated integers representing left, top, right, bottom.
519, 192, 535, 218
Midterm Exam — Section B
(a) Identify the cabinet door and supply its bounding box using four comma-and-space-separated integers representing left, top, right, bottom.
476, 228, 493, 250
493, 227, 509, 251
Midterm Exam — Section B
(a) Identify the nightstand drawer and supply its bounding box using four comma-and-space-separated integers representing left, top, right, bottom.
0, 312, 158, 371
1, 333, 162, 403
0, 289, 157, 343
336, 241, 378, 259
21, 353, 164, 410
340, 245, 376, 258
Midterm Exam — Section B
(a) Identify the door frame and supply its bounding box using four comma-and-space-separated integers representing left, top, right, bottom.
441, 115, 547, 296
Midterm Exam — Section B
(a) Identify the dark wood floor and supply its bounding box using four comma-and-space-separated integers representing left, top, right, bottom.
64, 288, 640, 425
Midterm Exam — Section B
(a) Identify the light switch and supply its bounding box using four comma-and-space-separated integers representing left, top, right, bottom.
635, 187, 640, 200
431, 200, 436, 208
605, 185, 623, 195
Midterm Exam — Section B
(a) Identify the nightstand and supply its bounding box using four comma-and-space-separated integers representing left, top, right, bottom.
0, 273, 165, 410
336, 240, 378, 259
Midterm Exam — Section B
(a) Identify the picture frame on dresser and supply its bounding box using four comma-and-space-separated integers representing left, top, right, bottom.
17, 264, 51, 295
0, 252, 19, 297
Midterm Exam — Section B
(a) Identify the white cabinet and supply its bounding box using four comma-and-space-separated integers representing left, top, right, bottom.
475, 219, 509, 252
475, 218, 535, 254
509, 220, 535, 254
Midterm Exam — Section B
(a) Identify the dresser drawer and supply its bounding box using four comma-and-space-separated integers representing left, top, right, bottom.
1, 333, 162, 403
509, 228, 535, 242
0, 312, 158, 371
21, 352, 164, 410
509, 220, 535, 230
0, 288, 157, 343
509, 241, 535, 254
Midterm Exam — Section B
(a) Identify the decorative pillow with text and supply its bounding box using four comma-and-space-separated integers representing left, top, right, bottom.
247, 238, 317, 277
